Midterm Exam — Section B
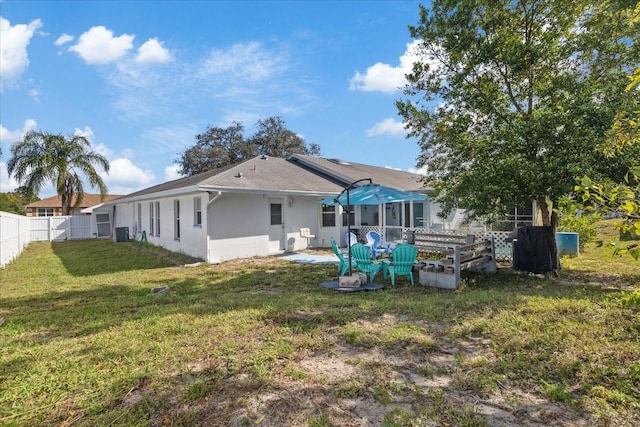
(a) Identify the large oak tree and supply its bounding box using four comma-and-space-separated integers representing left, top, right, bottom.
176, 116, 320, 176
397, 0, 639, 228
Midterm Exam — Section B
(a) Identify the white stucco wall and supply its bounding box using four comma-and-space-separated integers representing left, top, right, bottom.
206, 193, 324, 263
109, 188, 466, 263
111, 191, 334, 264
112, 192, 209, 261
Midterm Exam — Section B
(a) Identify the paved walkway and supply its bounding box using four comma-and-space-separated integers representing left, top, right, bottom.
277, 253, 339, 264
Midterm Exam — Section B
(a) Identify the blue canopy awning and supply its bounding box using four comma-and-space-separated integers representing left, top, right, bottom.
319, 183, 427, 206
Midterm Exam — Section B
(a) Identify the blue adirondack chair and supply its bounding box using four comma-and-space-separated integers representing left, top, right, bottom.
365, 230, 391, 259
351, 242, 384, 283
384, 243, 418, 286
330, 237, 350, 276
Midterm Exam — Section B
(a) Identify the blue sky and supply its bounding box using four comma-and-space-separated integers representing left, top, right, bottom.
1, 1, 427, 197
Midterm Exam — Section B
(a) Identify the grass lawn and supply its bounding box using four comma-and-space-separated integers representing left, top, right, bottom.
1, 221, 638, 426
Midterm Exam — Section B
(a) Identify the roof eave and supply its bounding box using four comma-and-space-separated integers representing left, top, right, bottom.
197, 185, 340, 198
102, 185, 203, 206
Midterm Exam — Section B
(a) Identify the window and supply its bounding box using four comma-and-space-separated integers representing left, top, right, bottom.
155, 202, 160, 236
270, 203, 282, 225
149, 202, 155, 235
321, 204, 336, 227
174, 200, 180, 240
193, 196, 202, 226
137, 203, 142, 235
95, 213, 111, 237
37, 208, 54, 217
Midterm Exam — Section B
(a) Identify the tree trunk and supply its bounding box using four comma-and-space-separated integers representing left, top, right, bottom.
550, 197, 559, 231
61, 178, 74, 216
537, 196, 558, 230
537, 196, 551, 227
61, 192, 69, 216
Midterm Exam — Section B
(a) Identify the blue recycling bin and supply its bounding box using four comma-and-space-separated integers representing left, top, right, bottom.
556, 232, 579, 256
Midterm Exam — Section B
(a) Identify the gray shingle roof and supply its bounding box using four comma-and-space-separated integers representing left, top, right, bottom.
288, 155, 427, 191
114, 155, 429, 203
27, 193, 124, 208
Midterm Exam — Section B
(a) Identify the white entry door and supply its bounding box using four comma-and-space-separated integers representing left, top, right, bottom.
268, 198, 285, 252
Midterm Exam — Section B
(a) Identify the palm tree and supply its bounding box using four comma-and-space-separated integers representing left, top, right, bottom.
8, 131, 110, 215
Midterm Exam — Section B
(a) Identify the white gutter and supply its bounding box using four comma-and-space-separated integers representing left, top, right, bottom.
198, 185, 338, 198
101, 185, 202, 206
80, 202, 106, 214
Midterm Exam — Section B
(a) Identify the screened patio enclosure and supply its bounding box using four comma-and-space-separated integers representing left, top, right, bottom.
340, 200, 432, 243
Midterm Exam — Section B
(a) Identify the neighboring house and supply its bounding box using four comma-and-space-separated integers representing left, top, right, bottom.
26, 194, 123, 217
101, 154, 457, 263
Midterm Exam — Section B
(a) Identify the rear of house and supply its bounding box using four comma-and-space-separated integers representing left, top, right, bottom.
104, 155, 466, 263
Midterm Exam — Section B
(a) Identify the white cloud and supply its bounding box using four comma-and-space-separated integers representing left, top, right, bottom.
349, 40, 421, 94
55, 33, 74, 46
73, 125, 95, 141
164, 164, 182, 181
135, 38, 172, 64
0, 17, 43, 90
0, 162, 20, 192
365, 118, 407, 137
69, 26, 134, 65
90, 143, 114, 159
0, 119, 38, 144
141, 124, 199, 154
408, 166, 427, 175
85, 138, 136, 165
103, 157, 155, 188
200, 41, 287, 82
122, 148, 135, 159
28, 87, 41, 103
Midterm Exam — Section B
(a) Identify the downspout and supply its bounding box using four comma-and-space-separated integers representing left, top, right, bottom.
112, 205, 116, 240
207, 191, 222, 206
206, 191, 222, 263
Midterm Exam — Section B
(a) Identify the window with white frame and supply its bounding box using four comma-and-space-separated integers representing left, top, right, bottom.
270, 202, 283, 225
149, 202, 155, 235
137, 203, 142, 235
37, 208, 54, 217
193, 196, 202, 226
155, 202, 160, 236
174, 200, 180, 240
321, 204, 336, 227
95, 213, 111, 237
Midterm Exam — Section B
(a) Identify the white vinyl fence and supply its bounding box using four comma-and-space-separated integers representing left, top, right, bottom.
29, 215, 92, 242
0, 212, 95, 268
0, 211, 31, 268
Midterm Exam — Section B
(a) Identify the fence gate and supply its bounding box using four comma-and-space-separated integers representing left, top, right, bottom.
29, 216, 93, 241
